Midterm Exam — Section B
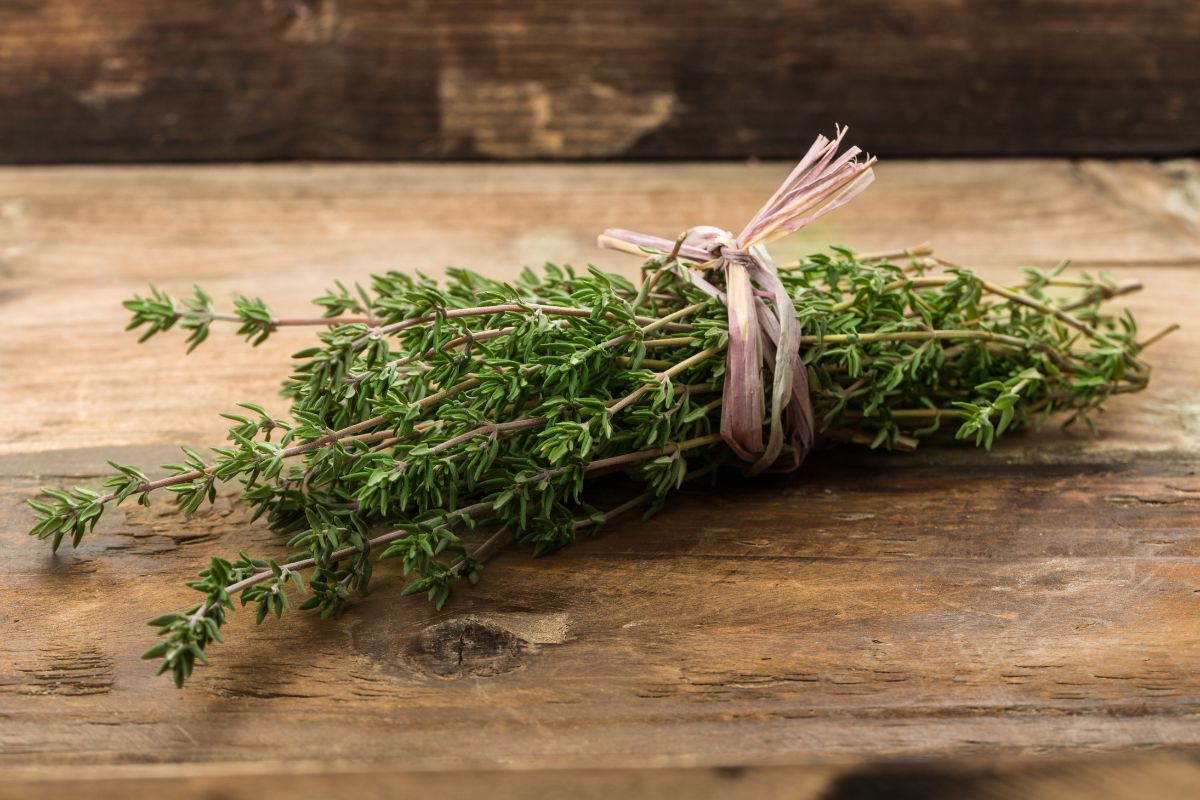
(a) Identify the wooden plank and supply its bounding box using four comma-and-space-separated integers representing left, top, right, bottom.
1, 2, 1199, 163
3, 159, 1198, 455
0, 160, 1198, 778
1, 756, 1199, 800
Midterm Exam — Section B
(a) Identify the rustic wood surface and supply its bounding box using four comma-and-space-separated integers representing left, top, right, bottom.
2, 756, 1200, 800
2, 2, 1199, 163
0, 160, 1198, 791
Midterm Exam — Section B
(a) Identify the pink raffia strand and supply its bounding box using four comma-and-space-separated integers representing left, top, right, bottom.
597, 127, 876, 474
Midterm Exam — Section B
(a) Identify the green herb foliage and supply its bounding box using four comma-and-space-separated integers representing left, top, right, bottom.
29, 247, 1156, 687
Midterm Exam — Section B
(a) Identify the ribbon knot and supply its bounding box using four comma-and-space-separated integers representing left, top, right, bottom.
598, 127, 876, 474
700, 229, 744, 260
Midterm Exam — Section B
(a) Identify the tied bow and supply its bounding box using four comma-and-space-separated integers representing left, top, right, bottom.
598, 127, 876, 474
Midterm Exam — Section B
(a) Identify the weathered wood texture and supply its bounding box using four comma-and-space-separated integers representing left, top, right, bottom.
3, 756, 1200, 800
1, 161, 1199, 785
1, 1, 1199, 163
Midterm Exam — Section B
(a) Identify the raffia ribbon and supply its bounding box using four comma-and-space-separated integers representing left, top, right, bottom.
598, 127, 876, 474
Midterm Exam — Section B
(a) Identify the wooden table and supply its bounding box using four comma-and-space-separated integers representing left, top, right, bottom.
1, 160, 1198, 796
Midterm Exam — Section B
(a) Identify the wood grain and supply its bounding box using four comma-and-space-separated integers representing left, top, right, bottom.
1, 2, 1198, 163
2, 757, 1200, 800
0, 160, 1198, 785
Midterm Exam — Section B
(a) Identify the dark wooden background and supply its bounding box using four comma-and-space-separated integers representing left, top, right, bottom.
1, 0, 1197, 163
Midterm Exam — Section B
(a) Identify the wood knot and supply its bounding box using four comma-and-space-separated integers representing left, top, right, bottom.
408, 617, 527, 678
353, 611, 571, 680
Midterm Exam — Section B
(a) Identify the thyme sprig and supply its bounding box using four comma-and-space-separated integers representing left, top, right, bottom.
30, 246, 1163, 687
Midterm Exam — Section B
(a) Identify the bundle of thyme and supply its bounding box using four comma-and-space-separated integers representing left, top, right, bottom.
28, 131, 1165, 688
